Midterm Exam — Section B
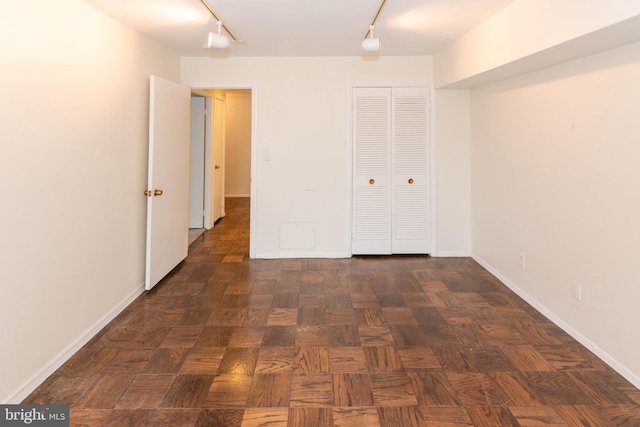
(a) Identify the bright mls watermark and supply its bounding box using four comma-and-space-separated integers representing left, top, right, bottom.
0, 405, 69, 426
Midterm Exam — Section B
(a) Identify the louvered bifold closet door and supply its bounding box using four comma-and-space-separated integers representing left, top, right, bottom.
392, 86, 432, 253
352, 87, 392, 254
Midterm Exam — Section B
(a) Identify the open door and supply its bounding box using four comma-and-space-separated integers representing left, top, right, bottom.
212, 97, 225, 222
145, 75, 191, 290
189, 95, 206, 228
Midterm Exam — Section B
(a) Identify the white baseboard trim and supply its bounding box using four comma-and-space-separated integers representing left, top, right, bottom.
472, 253, 640, 389
433, 251, 471, 257
256, 252, 465, 259
6, 284, 145, 403
255, 251, 349, 259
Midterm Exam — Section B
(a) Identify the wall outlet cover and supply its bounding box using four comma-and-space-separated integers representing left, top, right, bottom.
571, 280, 582, 301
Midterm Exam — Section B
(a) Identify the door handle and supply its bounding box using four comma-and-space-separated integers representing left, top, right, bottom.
408, 178, 414, 184
215, 165, 221, 170
369, 179, 375, 185
144, 189, 164, 197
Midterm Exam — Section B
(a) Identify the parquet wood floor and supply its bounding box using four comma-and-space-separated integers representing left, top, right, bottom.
24, 198, 640, 426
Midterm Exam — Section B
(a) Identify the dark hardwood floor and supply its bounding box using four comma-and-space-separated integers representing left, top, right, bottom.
24, 198, 640, 426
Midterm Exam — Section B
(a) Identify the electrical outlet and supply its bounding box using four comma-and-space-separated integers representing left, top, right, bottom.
571, 280, 582, 301
518, 253, 526, 269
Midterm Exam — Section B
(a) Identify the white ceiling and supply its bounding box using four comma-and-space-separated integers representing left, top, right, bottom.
85, 0, 513, 57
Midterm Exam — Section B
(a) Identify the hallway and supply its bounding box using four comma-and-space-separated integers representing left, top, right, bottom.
24, 198, 640, 426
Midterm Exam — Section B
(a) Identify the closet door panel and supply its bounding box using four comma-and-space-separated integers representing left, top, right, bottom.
352, 87, 392, 255
392, 87, 432, 253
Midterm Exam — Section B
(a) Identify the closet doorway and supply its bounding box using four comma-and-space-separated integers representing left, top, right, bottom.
351, 85, 434, 255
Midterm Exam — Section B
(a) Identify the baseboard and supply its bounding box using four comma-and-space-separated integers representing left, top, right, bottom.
433, 251, 471, 257
6, 283, 145, 403
225, 194, 250, 198
255, 251, 349, 259
472, 253, 640, 390
257, 251, 465, 259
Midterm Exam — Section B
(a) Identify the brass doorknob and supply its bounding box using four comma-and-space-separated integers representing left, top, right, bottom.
369, 179, 375, 185
144, 190, 152, 197
154, 189, 163, 196
408, 178, 414, 184
215, 165, 221, 169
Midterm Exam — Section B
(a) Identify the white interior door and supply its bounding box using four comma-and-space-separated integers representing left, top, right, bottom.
352, 87, 392, 255
212, 97, 225, 222
391, 86, 432, 253
189, 96, 205, 228
145, 75, 191, 290
352, 86, 432, 255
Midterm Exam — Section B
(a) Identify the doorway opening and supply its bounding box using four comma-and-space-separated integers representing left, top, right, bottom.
187, 87, 255, 258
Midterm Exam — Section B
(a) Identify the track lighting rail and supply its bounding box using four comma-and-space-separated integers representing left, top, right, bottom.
363, 0, 387, 40
199, 0, 237, 41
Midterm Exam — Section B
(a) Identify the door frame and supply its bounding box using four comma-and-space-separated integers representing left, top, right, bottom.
187, 82, 258, 259
347, 82, 437, 257
211, 96, 226, 224
189, 94, 207, 229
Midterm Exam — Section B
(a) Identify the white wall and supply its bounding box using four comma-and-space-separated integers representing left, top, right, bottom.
0, 0, 180, 402
470, 40, 640, 386
435, 90, 471, 256
225, 90, 252, 197
182, 56, 470, 258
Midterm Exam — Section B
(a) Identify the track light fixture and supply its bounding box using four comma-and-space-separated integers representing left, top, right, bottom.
208, 20, 230, 49
362, 0, 387, 53
361, 25, 380, 52
199, 0, 237, 49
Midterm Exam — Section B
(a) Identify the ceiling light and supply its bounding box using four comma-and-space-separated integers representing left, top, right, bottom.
361, 0, 387, 54
362, 25, 381, 52
199, 0, 238, 49
208, 20, 230, 49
